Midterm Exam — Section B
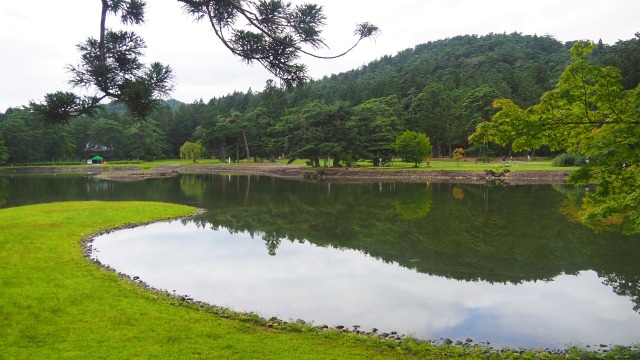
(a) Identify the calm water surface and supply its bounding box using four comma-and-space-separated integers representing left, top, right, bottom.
2, 173, 640, 349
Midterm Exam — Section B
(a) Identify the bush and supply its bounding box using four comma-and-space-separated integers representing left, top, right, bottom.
552, 153, 587, 167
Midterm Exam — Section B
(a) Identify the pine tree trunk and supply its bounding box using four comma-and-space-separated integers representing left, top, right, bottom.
332, 154, 340, 167
242, 131, 250, 162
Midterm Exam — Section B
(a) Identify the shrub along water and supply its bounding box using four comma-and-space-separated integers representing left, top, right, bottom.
552, 153, 588, 167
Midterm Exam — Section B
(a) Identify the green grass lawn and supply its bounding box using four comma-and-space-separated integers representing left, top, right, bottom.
3, 157, 578, 173
355, 159, 578, 172
0, 201, 450, 359
1, 201, 633, 359
122, 158, 577, 172
109, 158, 224, 169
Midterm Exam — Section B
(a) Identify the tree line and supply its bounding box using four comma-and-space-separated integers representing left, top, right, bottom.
0, 32, 638, 166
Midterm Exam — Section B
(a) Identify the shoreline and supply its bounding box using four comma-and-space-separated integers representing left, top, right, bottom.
0, 163, 572, 184
81, 212, 585, 356
4, 170, 634, 357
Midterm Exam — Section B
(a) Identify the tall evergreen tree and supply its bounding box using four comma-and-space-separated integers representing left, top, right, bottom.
0, 137, 9, 165
30, 0, 174, 124
347, 95, 404, 165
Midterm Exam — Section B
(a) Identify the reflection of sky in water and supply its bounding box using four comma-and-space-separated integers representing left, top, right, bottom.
92, 220, 640, 349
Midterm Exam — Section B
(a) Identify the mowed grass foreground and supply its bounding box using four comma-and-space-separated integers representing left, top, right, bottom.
0, 201, 450, 359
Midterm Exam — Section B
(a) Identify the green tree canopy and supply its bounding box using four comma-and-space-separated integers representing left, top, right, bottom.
180, 141, 206, 163
410, 83, 459, 157
123, 119, 167, 161
0, 137, 9, 165
470, 41, 640, 234
275, 100, 350, 166
393, 130, 432, 167
3, 109, 78, 163
347, 95, 404, 165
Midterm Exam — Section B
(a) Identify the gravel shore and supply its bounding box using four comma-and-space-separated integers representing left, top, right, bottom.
1, 163, 572, 184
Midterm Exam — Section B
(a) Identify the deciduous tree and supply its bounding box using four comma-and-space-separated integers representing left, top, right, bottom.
453, 147, 464, 165
123, 118, 167, 160
470, 41, 640, 234
180, 141, 206, 163
393, 130, 431, 167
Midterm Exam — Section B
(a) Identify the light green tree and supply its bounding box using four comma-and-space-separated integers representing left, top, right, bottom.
393, 130, 432, 167
470, 41, 640, 234
180, 141, 206, 163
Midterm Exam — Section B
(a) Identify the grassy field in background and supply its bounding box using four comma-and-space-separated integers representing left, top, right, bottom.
2, 156, 579, 173
105, 157, 577, 172
362, 159, 577, 171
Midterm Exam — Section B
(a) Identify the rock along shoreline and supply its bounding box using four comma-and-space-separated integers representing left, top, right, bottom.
1, 163, 572, 184
82, 212, 614, 358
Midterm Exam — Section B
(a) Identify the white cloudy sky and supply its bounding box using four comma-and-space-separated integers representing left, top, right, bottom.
1, 0, 638, 111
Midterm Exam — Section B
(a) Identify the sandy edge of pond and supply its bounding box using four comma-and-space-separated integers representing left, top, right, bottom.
1, 163, 572, 184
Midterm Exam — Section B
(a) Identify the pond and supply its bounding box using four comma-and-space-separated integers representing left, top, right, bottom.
2, 173, 640, 349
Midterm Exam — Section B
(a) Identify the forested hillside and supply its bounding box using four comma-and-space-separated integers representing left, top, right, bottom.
1, 32, 638, 165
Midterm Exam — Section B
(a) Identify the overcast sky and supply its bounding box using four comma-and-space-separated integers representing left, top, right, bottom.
1, 0, 638, 112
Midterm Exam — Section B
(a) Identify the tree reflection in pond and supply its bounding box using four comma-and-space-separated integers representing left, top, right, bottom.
177, 175, 640, 310
2, 173, 640, 346
394, 184, 432, 219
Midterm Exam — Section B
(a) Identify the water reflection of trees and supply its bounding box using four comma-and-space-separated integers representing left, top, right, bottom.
394, 184, 432, 219
4, 174, 640, 313
262, 233, 281, 256
187, 176, 640, 295
180, 174, 205, 198
603, 273, 640, 312
0, 174, 190, 207
195, 178, 637, 312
